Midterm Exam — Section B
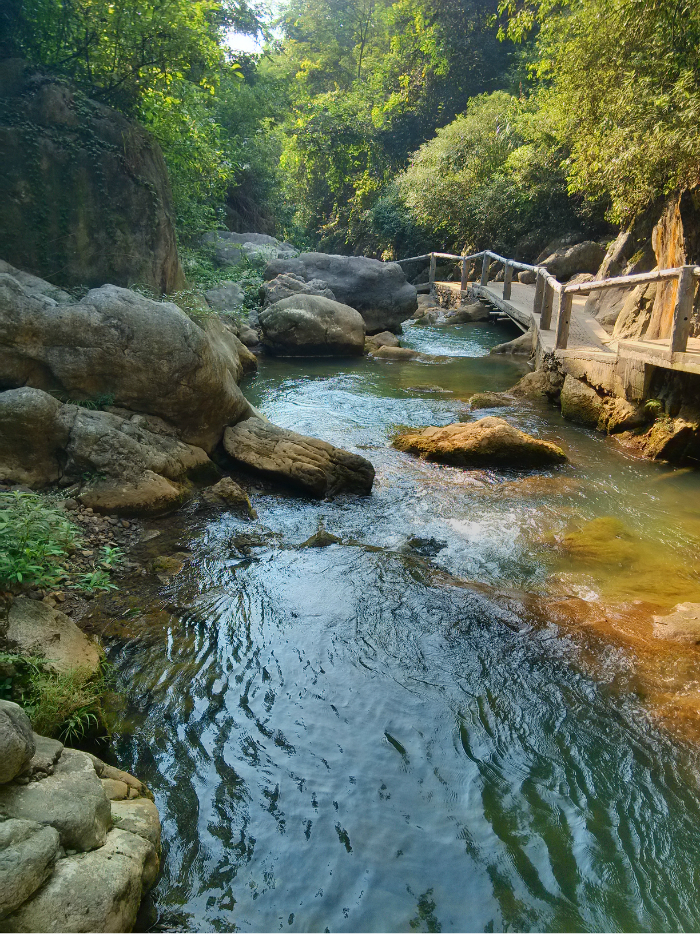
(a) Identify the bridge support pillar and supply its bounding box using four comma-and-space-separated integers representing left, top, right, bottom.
503, 263, 513, 300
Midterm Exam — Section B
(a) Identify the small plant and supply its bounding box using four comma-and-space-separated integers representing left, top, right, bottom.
73, 568, 117, 594
0, 492, 82, 589
98, 545, 124, 570
0, 652, 110, 741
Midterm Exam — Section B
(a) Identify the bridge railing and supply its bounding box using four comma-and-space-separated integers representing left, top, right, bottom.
394, 250, 700, 353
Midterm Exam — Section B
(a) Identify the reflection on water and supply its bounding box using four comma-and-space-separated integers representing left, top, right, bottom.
106, 320, 700, 932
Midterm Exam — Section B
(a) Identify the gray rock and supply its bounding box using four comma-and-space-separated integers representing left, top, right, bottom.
540, 241, 606, 281
612, 281, 657, 340
259, 294, 365, 356
223, 417, 375, 498
467, 392, 515, 410
560, 375, 604, 428
0, 701, 35, 784
0, 387, 215, 511
111, 798, 161, 850
204, 281, 245, 312
518, 269, 537, 284
0, 61, 184, 295
262, 273, 336, 307
202, 477, 257, 518
22, 734, 64, 781
238, 325, 260, 347
0, 261, 72, 305
0, 818, 60, 920
490, 330, 534, 355
0, 277, 253, 452
0, 749, 111, 852
202, 231, 297, 267
264, 253, 417, 334
0, 828, 158, 933
441, 303, 490, 324
6, 597, 101, 676
365, 330, 399, 352
511, 368, 565, 402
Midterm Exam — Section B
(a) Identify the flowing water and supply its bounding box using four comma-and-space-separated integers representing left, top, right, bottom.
105, 321, 700, 932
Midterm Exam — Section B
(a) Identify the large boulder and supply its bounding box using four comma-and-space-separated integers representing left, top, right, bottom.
0, 819, 60, 921
204, 281, 245, 313
0, 276, 254, 451
0, 749, 111, 852
259, 295, 365, 356
0, 828, 157, 934
0, 387, 215, 511
264, 253, 417, 333
6, 598, 103, 676
263, 273, 336, 307
223, 418, 375, 497
393, 417, 567, 468
0, 261, 71, 305
201, 231, 297, 267
0, 701, 35, 785
0, 61, 184, 293
540, 241, 606, 281
490, 330, 534, 355
559, 375, 605, 428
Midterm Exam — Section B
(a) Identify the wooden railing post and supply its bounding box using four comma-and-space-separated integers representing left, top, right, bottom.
503, 262, 513, 300
480, 253, 490, 287
460, 258, 470, 291
670, 265, 697, 354
533, 269, 545, 317
555, 290, 573, 349
429, 252, 436, 284
540, 280, 555, 330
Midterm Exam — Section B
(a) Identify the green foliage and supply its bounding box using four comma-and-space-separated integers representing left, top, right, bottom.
500, 0, 700, 223
0, 652, 110, 742
0, 493, 81, 589
393, 91, 593, 255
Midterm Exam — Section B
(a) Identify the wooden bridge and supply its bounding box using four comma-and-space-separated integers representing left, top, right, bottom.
395, 250, 700, 382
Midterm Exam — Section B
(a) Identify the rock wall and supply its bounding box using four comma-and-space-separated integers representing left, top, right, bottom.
0, 60, 184, 293
0, 699, 160, 933
646, 187, 700, 340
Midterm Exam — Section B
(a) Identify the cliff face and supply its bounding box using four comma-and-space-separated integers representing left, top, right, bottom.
647, 186, 700, 340
0, 60, 185, 293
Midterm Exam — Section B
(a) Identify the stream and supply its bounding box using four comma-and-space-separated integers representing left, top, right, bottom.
104, 320, 700, 932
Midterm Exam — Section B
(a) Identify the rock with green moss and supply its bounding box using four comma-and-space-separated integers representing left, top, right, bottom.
0, 61, 184, 293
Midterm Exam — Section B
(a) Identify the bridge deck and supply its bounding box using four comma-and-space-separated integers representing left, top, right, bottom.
435, 279, 700, 377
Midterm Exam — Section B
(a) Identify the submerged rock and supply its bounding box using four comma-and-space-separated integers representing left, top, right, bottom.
440, 303, 490, 324
364, 330, 400, 353
369, 345, 435, 362
223, 417, 375, 497
259, 294, 365, 356
202, 477, 257, 519
653, 603, 700, 643
299, 529, 342, 548
467, 392, 515, 411
510, 367, 564, 402
560, 375, 604, 428
490, 330, 534, 355
393, 417, 567, 468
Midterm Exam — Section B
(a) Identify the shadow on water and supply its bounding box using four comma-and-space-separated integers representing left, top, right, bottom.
104, 321, 700, 932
